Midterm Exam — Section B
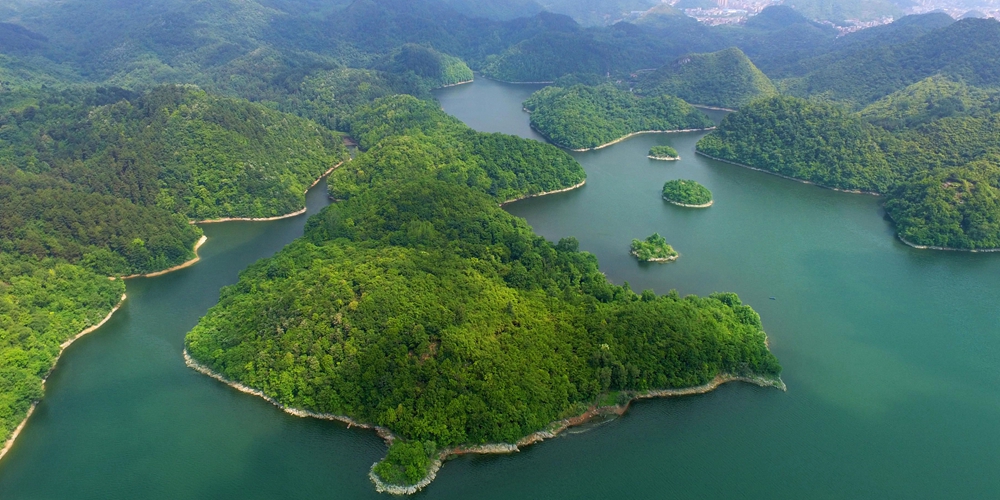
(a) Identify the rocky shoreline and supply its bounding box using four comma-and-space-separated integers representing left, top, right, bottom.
535, 126, 717, 152
631, 249, 679, 262
118, 235, 208, 280
195, 160, 348, 224
499, 179, 586, 206
186, 354, 784, 496
663, 196, 713, 208
0, 294, 128, 464
649, 155, 680, 161
375, 373, 785, 494
437, 79, 474, 88
897, 235, 1000, 253
696, 151, 881, 196
692, 104, 736, 112
2, 162, 353, 461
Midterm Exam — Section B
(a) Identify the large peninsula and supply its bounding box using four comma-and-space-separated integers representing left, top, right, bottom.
185, 95, 783, 493
523, 83, 714, 151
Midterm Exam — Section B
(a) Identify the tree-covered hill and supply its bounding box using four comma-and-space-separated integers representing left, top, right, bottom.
332, 94, 585, 202
697, 96, 900, 193
523, 83, 713, 150
782, 18, 1000, 106
698, 89, 1000, 249
635, 47, 777, 109
186, 100, 781, 490
375, 44, 473, 87
2, 85, 345, 223
860, 76, 1000, 131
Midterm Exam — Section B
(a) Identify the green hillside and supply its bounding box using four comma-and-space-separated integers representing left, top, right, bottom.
784, 18, 1000, 105
698, 91, 1000, 249
186, 96, 781, 490
697, 96, 898, 193
524, 83, 713, 150
635, 47, 777, 109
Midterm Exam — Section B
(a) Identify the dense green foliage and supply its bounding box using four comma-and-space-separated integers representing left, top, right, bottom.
0, 85, 345, 276
0, 83, 344, 445
523, 84, 713, 150
698, 84, 1000, 248
886, 165, 1000, 249
186, 99, 780, 486
376, 44, 474, 88
649, 145, 679, 159
0, 254, 124, 446
662, 179, 713, 206
635, 48, 777, 109
783, 18, 1000, 105
630, 233, 677, 261
697, 96, 898, 193
859, 76, 1000, 132
332, 95, 585, 203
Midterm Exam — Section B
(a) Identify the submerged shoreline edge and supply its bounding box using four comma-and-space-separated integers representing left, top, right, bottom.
0, 294, 128, 464
1, 159, 352, 462
695, 151, 882, 196
194, 160, 347, 224
185, 344, 784, 496
499, 179, 586, 206
534, 125, 717, 152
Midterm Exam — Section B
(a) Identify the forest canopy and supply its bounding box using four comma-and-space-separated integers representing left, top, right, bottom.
523, 84, 713, 150
186, 92, 781, 489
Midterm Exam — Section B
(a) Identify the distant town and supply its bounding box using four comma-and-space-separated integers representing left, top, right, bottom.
635, 0, 1000, 34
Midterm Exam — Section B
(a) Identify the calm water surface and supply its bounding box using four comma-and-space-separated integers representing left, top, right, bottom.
1, 78, 998, 499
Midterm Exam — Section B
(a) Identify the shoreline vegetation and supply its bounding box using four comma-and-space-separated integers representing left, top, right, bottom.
499, 179, 586, 206
693, 104, 737, 112
897, 235, 1000, 253
186, 344, 783, 496
630, 233, 679, 262
436, 79, 474, 88
118, 235, 208, 280
662, 179, 714, 208
567, 128, 715, 152
664, 199, 714, 208
482, 75, 554, 85
536, 126, 716, 152
523, 84, 715, 151
648, 145, 680, 161
2, 161, 348, 459
695, 151, 882, 196
194, 161, 348, 224
0, 293, 128, 464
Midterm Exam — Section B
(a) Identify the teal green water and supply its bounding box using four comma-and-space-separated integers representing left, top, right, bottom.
2, 78, 999, 499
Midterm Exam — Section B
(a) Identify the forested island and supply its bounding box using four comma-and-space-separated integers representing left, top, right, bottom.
662, 180, 713, 207
185, 95, 783, 493
523, 84, 714, 150
649, 145, 680, 160
631, 234, 679, 262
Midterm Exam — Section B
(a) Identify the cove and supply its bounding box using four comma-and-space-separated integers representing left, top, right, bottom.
0, 78, 998, 499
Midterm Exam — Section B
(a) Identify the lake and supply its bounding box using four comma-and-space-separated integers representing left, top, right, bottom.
1, 78, 998, 499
